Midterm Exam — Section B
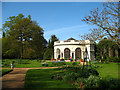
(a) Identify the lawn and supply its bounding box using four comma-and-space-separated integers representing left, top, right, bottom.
95, 63, 119, 79
2, 59, 43, 68
0, 69, 13, 76
24, 62, 119, 89
25, 69, 74, 89
2, 59, 80, 68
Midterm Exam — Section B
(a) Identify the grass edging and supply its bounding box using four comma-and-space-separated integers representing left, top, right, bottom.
0, 69, 13, 77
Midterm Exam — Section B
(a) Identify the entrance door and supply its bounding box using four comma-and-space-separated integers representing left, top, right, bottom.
64, 48, 70, 59
75, 48, 81, 60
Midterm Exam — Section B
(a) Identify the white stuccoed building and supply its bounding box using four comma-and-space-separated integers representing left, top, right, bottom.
54, 38, 95, 61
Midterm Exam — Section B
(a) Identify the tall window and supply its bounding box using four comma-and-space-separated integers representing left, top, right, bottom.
75, 48, 81, 60
57, 48, 60, 58
64, 48, 70, 59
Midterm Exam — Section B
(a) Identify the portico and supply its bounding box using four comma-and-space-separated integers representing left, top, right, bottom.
54, 38, 95, 60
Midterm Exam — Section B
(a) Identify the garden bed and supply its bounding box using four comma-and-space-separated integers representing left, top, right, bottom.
25, 63, 120, 89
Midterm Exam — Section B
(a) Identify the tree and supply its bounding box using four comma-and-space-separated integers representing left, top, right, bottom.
2, 37, 21, 59
43, 35, 58, 60
2, 14, 47, 59
80, 28, 106, 42
80, 1, 120, 48
96, 38, 119, 59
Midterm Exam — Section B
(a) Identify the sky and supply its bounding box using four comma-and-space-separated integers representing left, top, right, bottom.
1, 1, 104, 41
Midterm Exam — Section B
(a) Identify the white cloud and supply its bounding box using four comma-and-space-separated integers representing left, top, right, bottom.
44, 24, 92, 41
44, 24, 89, 36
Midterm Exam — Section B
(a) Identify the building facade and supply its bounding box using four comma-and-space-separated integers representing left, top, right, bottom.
54, 38, 95, 61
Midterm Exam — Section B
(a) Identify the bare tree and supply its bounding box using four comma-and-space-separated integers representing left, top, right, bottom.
80, 1, 120, 47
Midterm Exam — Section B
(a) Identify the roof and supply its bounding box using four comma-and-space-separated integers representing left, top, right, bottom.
67, 37, 76, 40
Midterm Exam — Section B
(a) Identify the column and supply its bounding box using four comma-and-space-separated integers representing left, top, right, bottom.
63, 51, 64, 59
54, 49, 56, 59
70, 51, 72, 58
74, 51, 75, 59
82, 51, 85, 59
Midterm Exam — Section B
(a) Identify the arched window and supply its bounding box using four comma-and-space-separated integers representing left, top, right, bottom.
64, 48, 70, 59
57, 48, 60, 58
75, 48, 81, 60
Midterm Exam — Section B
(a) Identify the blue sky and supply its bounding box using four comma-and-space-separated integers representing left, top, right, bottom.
2, 2, 104, 41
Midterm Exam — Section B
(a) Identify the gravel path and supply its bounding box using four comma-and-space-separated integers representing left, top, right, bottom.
1, 67, 62, 88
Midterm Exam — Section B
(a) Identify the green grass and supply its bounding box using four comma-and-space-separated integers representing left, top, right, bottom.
95, 63, 119, 79
2, 59, 79, 68
2, 59, 47, 68
15, 60, 43, 68
0, 69, 13, 76
25, 69, 74, 89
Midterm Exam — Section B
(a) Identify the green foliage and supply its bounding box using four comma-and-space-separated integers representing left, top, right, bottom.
2, 59, 44, 68
98, 77, 120, 89
2, 14, 47, 59
96, 39, 119, 60
53, 66, 99, 83
42, 62, 48, 67
2, 37, 20, 59
43, 35, 58, 60
72, 62, 77, 66
24, 62, 119, 89
51, 62, 66, 66
84, 75, 100, 88
96, 63, 118, 79
105, 56, 120, 62
63, 72, 77, 82
43, 48, 53, 60
76, 77, 84, 85
2, 59, 80, 68
25, 69, 74, 88
95, 56, 101, 61
76, 75, 120, 89
1, 69, 13, 76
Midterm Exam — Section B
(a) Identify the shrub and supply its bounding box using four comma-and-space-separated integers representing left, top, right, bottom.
51, 62, 66, 66
104, 60, 109, 64
95, 56, 101, 61
72, 62, 77, 66
58, 66, 99, 80
98, 77, 120, 89
51, 74, 63, 80
84, 75, 100, 88
63, 72, 77, 82
43, 48, 53, 60
106, 57, 120, 62
77, 77, 85, 85
22, 60, 30, 64
42, 63, 48, 67
106, 57, 112, 62
112, 57, 119, 62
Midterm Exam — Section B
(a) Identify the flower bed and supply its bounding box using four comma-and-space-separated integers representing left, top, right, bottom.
51, 66, 120, 89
